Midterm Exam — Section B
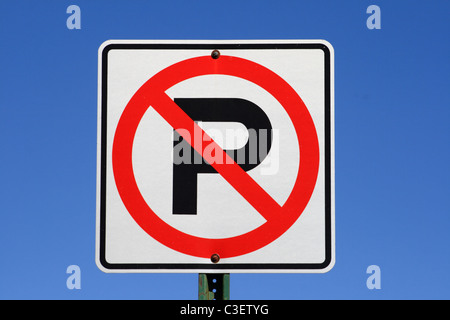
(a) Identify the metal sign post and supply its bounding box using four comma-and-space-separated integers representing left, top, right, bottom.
198, 273, 230, 300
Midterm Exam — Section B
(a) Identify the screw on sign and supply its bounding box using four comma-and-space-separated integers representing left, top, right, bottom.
96, 40, 335, 273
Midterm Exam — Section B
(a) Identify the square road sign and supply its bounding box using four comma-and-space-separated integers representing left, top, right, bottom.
96, 40, 335, 273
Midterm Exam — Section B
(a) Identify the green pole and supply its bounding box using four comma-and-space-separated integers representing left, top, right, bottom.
198, 273, 230, 300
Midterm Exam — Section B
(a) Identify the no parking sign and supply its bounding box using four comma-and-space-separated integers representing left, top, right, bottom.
96, 40, 335, 273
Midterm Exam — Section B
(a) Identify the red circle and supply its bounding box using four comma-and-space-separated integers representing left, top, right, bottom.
112, 55, 319, 258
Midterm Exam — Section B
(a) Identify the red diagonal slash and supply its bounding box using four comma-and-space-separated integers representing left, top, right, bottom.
150, 92, 282, 222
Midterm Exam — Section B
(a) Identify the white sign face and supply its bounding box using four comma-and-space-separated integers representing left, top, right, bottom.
96, 40, 335, 273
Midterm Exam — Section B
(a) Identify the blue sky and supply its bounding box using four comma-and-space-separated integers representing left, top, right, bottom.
0, 0, 449, 299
